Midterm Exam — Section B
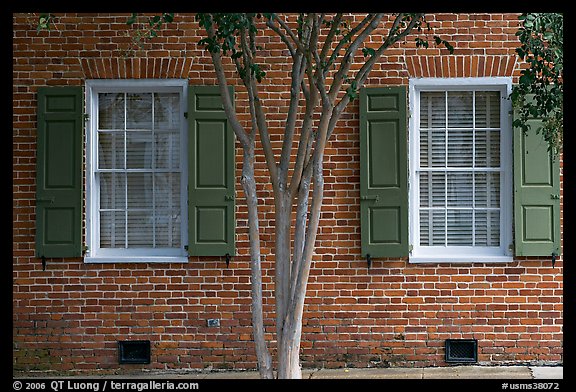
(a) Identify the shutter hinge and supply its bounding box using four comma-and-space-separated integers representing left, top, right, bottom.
184, 112, 188, 119
409, 244, 413, 255
83, 113, 89, 122
551, 251, 558, 268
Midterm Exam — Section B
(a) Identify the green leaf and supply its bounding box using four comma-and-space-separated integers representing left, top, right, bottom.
127, 13, 138, 26
361, 47, 375, 58
37, 13, 52, 31
519, 73, 532, 86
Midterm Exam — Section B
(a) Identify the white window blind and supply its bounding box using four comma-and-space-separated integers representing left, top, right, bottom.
96, 92, 182, 249
417, 90, 502, 248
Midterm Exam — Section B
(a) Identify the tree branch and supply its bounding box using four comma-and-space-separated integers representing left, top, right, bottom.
278, 51, 304, 185
273, 14, 307, 54
328, 13, 384, 103
319, 13, 343, 68
325, 13, 375, 73
355, 13, 423, 87
204, 19, 251, 149
288, 78, 318, 197
289, 156, 312, 301
266, 17, 296, 58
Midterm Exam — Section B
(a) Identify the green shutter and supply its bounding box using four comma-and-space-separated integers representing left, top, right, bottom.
360, 87, 408, 258
188, 86, 235, 256
513, 111, 561, 257
35, 87, 83, 258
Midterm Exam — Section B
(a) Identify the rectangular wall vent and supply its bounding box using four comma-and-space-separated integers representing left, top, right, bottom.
445, 339, 478, 363
118, 340, 151, 364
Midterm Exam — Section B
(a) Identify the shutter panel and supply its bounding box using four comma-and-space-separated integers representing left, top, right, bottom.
513, 110, 561, 256
360, 87, 408, 258
188, 86, 235, 256
36, 87, 83, 257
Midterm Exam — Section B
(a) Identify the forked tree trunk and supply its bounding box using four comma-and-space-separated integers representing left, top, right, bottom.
200, 12, 427, 379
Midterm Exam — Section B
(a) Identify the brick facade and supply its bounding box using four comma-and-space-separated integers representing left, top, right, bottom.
13, 13, 563, 374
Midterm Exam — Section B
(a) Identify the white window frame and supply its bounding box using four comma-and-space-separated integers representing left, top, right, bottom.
84, 79, 188, 263
408, 77, 513, 263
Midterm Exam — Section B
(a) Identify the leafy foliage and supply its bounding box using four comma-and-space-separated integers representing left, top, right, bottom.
510, 13, 563, 156
36, 13, 54, 31
123, 13, 174, 56
196, 13, 267, 82
195, 13, 453, 102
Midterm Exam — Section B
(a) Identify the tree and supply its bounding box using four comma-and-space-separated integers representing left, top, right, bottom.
35, 12, 452, 379
511, 13, 563, 156
193, 13, 455, 379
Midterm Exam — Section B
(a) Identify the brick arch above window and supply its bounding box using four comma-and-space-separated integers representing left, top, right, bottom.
405, 55, 517, 78
79, 57, 195, 79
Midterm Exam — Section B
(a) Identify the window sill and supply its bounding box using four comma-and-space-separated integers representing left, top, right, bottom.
409, 255, 514, 264
84, 256, 189, 264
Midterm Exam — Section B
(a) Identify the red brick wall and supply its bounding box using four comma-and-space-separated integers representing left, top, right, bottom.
13, 13, 563, 374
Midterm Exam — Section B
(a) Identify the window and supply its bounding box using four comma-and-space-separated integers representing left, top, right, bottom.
85, 80, 188, 262
408, 78, 513, 263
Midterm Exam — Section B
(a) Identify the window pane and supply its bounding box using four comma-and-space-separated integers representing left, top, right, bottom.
100, 211, 126, 248
154, 93, 180, 129
447, 129, 473, 167
475, 172, 500, 208
126, 93, 152, 129
419, 171, 446, 207
447, 92, 473, 128
154, 132, 180, 169
95, 87, 184, 252
447, 209, 473, 245
420, 209, 445, 246
415, 87, 506, 253
155, 173, 180, 210
420, 92, 446, 128
420, 128, 447, 167
98, 132, 124, 169
127, 173, 153, 209
127, 211, 153, 247
155, 210, 181, 247
126, 132, 153, 169
100, 172, 126, 209
475, 91, 500, 128
98, 93, 125, 129
475, 130, 500, 167
475, 210, 500, 246
447, 172, 473, 207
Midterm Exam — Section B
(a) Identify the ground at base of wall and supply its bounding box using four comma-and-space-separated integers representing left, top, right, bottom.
14, 364, 563, 379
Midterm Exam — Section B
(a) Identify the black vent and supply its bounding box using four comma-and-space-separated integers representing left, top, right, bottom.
118, 340, 151, 364
445, 339, 478, 363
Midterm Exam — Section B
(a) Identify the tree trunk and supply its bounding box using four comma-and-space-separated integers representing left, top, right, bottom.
274, 200, 290, 329
274, 191, 293, 376
277, 295, 305, 379
241, 148, 274, 379
198, 11, 431, 380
